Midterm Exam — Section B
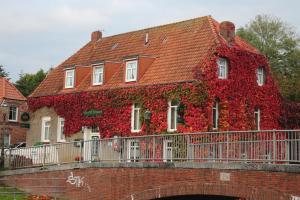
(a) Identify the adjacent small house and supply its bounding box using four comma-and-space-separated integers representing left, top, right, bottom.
0, 77, 28, 147
26, 16, 282, 147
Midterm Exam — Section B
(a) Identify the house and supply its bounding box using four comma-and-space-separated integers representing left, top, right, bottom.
26, 16, 282, 147
0, 77, 28, 147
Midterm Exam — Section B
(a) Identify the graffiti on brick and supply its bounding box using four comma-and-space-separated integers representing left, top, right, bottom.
66, 172, 91, 192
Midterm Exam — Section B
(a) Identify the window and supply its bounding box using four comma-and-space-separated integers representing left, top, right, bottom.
65, 69, 75, 88
8, 106, 18, 122
217, 58, 228, 79
168, 100, 179, 132
131, 103, 141, 132
3, 131, 10, 148
212, 100, 219, 130
57, 117, 65, 142
127, 140, 140, 162
125, 60, 138, 82
163, 140, 173, 162
92, 65, 104, 85
254, 108, 261, 130
91, 135, 99, 156
257, 67, 265, 86
41, 117, 51, 142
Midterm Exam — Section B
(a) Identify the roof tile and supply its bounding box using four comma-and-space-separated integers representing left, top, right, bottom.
31, 16, 260, 97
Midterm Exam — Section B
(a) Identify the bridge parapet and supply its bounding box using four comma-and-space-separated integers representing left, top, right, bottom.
0, 162, 300, 200
5, 130, 300, 169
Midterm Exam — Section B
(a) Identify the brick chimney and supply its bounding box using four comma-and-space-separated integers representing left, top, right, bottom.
91, 31, 102, 42
219, 21, 235, 45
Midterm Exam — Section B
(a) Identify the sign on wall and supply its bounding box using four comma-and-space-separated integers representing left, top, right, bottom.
83, 109, 102, 117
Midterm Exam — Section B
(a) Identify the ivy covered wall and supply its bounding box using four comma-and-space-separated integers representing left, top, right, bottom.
28, 43, 283, 138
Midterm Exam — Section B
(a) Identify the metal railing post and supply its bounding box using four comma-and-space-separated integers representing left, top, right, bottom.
43, 144, 46, 167
8, 148, 11, 169
152, 136, 155, 162
226, 133, 229, 162
79, 141, 83, 162
273, 130, 276, 163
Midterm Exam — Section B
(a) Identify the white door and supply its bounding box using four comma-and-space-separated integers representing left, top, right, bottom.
83, 126, 100, 162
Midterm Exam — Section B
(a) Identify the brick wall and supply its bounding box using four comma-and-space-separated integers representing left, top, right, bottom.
0, 100, 28, 146
1, 163, 300, 200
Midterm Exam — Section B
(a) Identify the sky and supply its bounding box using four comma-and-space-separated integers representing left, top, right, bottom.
1, 0, 300, 82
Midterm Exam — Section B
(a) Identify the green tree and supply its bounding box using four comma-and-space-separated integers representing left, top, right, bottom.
15, 69, 47, 97
237, 15, 300, 101
0, 65, 9, 77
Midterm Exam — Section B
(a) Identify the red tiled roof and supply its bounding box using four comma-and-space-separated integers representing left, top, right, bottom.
0, 77, 26, 101
31, 16, 260, 97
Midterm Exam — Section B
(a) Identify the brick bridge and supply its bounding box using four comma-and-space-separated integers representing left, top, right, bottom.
0, 162, 300, 200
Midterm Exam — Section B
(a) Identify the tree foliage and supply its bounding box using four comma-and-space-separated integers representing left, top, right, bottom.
237, 15, 300, 101
0, 65, 9, 78
15, 69, 47, 97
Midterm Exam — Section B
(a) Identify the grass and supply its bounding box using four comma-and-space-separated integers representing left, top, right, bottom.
0, 186, 28, 200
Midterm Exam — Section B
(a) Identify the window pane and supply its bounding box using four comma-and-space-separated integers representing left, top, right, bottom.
134, 109, 139, 130
45, 121, 50, 140
91, 136, 99, 156
217, 58, 228, 79
93, 67, 103, 84
212, 101, 219, 129
66, 70, 74, 87
60, 120, 65, 140
171, 107, 176, 130
9, 107, 17, 121
126, 61, 137, 81
254, 109, 260, 130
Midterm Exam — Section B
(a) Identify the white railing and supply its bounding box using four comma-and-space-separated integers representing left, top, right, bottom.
5, 130, 300, 169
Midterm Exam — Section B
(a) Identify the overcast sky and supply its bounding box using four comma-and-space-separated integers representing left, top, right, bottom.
1, 0, 299, 82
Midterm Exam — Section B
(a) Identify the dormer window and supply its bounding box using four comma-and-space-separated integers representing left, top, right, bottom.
257, 67, 266, 86
93, 65, 104, 85
65, 69, 75, 88
125, 60, 137, 82
217, 58, 228, 79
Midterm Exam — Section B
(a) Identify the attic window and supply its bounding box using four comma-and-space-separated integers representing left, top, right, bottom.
125, 60, 138, 82
65, 69, 75, 88
92, 65, 104, 85
217, 58, 228, 79
257, 67, 266, 86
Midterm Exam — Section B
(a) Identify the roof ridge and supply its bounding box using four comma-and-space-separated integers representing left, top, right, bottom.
100, 15, 210, 40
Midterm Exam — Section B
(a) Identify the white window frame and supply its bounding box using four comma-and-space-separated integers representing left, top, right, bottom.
217, 58, 228, 79
8, 106, 18, 122
91, 135, 100, 156
65, 69, 75, 88
127, 139, 140, 162
125, 60, 138, 82
131, 103, 141, 132
257, 67, 265, 86
57, 117, 66, 142
3, 132, 10, 148
163, 139, 173, 162
254, 108, 261, 130
92, 65, 104, 85
167, 100, 178, 132
212, 100, 219, 130
41, 116, 51, 142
